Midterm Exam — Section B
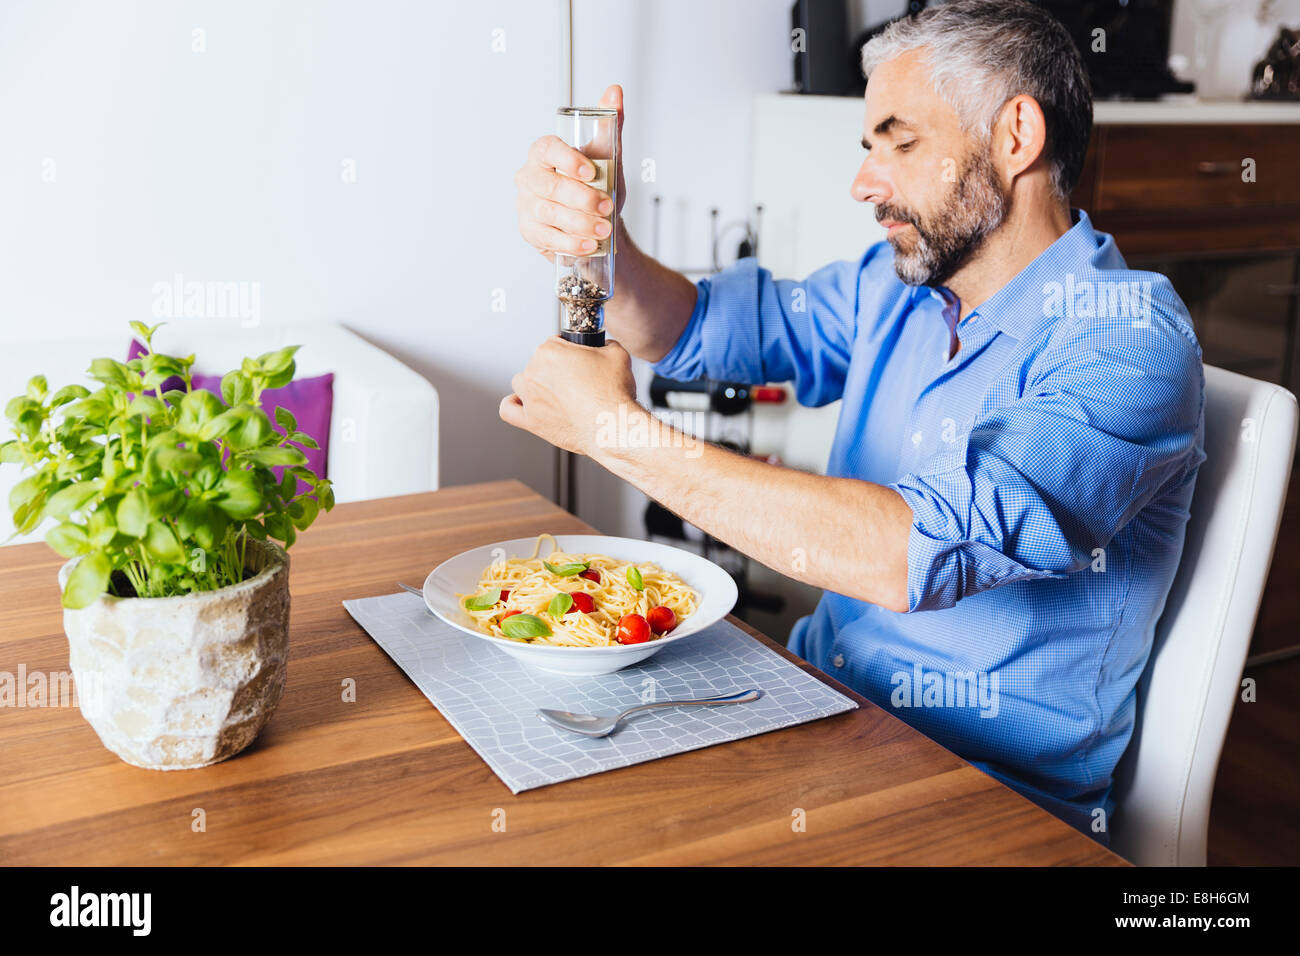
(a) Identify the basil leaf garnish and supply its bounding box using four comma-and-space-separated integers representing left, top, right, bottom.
544, 559, 589, 577
464, 589, 502, 610
548, 592, 573, 618
500, 613, 552, 640
626, 566, 644, 590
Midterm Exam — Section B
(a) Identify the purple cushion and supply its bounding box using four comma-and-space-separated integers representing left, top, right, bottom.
127, 339, 333, 485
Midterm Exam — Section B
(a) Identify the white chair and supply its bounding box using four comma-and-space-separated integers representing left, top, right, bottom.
0, 320, 439, 545
1111, 364, 1298, 866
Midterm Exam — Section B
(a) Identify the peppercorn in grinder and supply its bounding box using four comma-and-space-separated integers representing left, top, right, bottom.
555, 107, 617, 347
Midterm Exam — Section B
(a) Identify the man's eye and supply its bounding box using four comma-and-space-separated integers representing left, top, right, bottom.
897, 140, 918, 153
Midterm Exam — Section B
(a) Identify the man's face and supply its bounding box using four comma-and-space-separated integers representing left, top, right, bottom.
852, 49, 1009, 287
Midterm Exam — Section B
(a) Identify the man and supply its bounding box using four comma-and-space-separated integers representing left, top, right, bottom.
506, 0, 1204, 843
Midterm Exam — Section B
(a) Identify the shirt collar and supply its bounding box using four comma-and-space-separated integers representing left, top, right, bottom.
910, 208, 1102, 342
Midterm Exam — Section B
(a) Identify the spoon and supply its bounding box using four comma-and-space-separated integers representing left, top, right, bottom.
538, 688, 762, 738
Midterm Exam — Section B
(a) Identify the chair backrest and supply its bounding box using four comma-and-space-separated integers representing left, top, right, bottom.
1112, 365, 1298, 866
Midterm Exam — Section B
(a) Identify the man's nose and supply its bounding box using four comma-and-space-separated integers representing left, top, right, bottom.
850, 157, 890, 205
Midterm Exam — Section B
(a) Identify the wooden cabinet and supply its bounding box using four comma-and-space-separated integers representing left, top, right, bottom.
1071, 116, 1300, 422
1072, 122, 1300, 256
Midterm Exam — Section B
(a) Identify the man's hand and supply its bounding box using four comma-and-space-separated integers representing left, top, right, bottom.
515, 84, 626, 264
499, 337, 638, 456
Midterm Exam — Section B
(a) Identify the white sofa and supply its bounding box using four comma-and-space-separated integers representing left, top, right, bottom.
0, 321, 439, 546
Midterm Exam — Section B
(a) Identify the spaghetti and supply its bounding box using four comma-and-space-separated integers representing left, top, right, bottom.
459, 534, 698, 647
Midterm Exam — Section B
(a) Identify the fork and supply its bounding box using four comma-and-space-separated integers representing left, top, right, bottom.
538, 688, 762, 738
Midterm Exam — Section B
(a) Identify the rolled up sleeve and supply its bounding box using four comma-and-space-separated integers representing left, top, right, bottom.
652, 252, 866, 407
889, 318, 1205, 613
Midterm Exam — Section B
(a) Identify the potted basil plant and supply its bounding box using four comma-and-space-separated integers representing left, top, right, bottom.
1, 322, 334, 770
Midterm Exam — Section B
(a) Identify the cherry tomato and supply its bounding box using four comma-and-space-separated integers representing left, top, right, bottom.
617, 613, 651, 645
500, 610, 522, 621
647, 605, 676, 634
570, 592, 595, 614
500, 590, 510, 602
579, 569, 601, 584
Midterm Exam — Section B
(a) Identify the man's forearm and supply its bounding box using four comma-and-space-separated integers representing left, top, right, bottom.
590, 404, 914, 613
602, 218, 698, 363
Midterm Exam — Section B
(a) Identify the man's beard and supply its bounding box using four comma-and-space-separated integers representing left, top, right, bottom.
877, 147, 1009, 287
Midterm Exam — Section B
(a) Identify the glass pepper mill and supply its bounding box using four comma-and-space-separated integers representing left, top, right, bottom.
555, 106, 617, 346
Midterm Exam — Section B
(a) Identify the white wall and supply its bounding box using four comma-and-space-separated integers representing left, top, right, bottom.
569, 0, 798, 539
0, 0, 885, 569
0, 0, 563, 500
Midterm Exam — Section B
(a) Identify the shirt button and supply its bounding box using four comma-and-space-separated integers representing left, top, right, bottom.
911, 431, 923, 445
831, 654, 845, 668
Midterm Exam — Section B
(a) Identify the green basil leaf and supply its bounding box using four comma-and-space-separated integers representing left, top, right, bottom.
45, 481, 98, 520
225, 407, 274, 452
87, 358, 132, 389
149, 444, 203, 476
116, 487, 151, 537
290, 495, 318, 531
548, 592, 573, 618
198, 407, 242, 442
87, 506, 116, 548
127, 394, 167, 420
240, 445, 308, 467
46, 521, 91, 558
500, 613, 551, 640
264, 512, 293, 544
177, 388, 225, 433
8, 475, 42, 513
544, 559, 588, 577
177, 496, 211, 540
464, 589, 502, 610
259, 346, 300, 375
274, 405, 297, 434
63, 395, 113, 423
220, 371, 252, 408
144, 520, 185, 562
215, 468, 263, 519
288, 431, 320, 450
48, 384, 90, 408
0, 441, 24, 464
26, 375, 48, 401
63, 549, 111, 609
5, 396, 39, 425
627, 566, 644, 590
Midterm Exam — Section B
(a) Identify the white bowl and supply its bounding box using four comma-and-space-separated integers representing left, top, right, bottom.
422, 535, 738, 676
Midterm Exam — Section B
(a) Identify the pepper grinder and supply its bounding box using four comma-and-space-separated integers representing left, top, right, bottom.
555, 106, 617, 346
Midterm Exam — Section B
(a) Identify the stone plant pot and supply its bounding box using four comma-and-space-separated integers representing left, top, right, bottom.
57, 538, 290, 770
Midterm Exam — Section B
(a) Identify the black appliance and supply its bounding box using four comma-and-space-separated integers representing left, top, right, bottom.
791, 0, 858, 95
1033, 0, 1194, 99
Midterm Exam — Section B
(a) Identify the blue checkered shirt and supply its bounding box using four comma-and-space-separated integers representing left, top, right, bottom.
652, 209, 1206, 842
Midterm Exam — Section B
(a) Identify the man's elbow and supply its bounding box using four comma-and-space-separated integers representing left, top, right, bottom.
879, 586, 910, 615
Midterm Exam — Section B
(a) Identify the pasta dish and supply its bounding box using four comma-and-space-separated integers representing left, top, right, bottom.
459, 534, 697, 647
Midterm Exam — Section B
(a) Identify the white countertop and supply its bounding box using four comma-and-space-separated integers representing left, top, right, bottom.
1093, 98, 1300, 124
757, 92, 1300, 125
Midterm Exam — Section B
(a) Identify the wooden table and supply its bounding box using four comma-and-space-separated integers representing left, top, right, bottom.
0, 480, 1123, 865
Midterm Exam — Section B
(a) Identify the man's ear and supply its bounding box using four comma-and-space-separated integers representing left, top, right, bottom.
993, 93, 1049, 184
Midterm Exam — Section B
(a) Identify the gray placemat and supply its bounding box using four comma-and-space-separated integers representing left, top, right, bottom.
343, 591, 858, 793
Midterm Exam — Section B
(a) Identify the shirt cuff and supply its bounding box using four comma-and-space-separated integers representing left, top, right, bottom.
651, 278, 711, 382
651, 258, 766, 385
890, 471, 1069, 613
